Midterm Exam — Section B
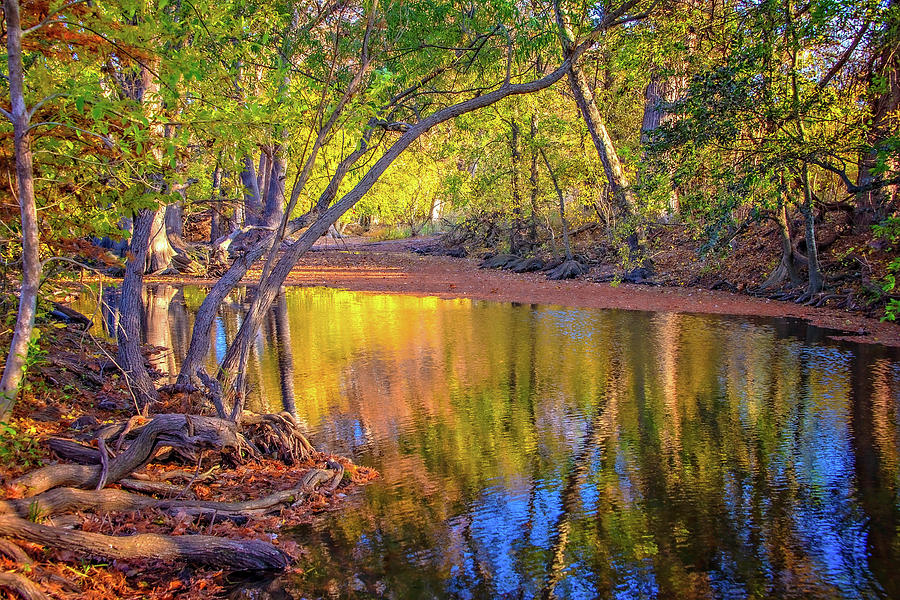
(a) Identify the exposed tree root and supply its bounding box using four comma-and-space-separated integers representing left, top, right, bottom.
15, 414, 240, 496
0, 572, 51, 600
509, 257, 546, 273
1, 407, 353, 589
0, 515, 290, 571
547, 259, 587, 280
240, 412, 316, 464
1, 467, 339, 522
480, 254, 519, 269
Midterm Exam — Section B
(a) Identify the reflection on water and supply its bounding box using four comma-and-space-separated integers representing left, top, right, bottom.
75, 285, 900, 599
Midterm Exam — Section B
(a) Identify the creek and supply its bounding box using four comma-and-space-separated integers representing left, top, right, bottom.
75, 284, 900, 599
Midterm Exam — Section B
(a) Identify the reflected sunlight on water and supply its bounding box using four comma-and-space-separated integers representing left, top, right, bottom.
74, 285, 900, 599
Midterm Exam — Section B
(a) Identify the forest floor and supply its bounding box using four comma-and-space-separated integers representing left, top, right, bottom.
0, 322, 377, 599
263, 234, 900, 347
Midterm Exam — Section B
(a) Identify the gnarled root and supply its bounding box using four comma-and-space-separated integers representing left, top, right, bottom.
0, 515, 289, 571
0, 572, 51, 600
480, 254, 519, 269
547, 260, 587, 280
1, 466, 340, 522
15, 414, 240, 496
3, 411, 350, 584
239, 412, 316, 464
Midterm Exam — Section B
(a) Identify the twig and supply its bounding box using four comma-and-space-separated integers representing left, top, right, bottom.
95, 438, 110, 491
175, 453, 204, 500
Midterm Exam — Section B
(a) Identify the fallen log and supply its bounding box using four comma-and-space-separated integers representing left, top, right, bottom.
0, 515, 289, 571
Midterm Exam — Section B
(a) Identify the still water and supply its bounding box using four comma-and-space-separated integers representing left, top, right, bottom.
77, 285, 900, 599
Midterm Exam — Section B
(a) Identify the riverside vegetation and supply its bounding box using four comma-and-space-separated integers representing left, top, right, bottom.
0, 0, 898, 597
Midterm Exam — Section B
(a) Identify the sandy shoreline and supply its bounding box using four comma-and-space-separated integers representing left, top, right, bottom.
131, 237, 900, 348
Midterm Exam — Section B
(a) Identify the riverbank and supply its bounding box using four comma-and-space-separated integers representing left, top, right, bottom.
268, 237, 900, 348
0, 324, 377, 600
132, 234, 900, 347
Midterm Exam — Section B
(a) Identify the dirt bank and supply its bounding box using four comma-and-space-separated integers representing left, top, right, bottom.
269, 237, 899, 347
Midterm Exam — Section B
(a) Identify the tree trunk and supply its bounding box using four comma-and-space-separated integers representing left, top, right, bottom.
117, 209, 159, 408
164, 200, 188, 253
553, 1, 639, 243
176, 138, 372, 389
509, 119, 522, 255
0, 0, 41, 420
529, 114, 540, 246
241, 155, 264, 225
209, 164, 224, 243
263, 145, 286, 228
541, 149, 572, 260
146, 207, 175, 273
760, 202, 801, 289
800, 164, 823, 296
641, 73, 686, 221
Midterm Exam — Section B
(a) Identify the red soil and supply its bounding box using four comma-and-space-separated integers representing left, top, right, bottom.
266, 237, 900, 348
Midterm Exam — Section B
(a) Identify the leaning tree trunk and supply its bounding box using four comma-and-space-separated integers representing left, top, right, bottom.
117, 209, 159, 408
0, 0, 40, 420
553, 0, 641, 248
213, 36, 604, 399
175, 136, 373, 389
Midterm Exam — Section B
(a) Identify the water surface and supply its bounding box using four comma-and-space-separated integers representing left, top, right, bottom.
77, 285, 900, 599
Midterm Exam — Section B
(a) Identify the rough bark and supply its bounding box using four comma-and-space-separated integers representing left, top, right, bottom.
146, 207, 176, 273
241, 154, 264, 225
0, 0, 41, 420
262, 145, 286, 228
554, 2, 638, 227
117, 209, 159, 408
14, 414, 240, 496
164, 201, 188, 253
509, 119, 522, 254
0, 572, 50, 600
0, 515, 289, 571
4, 468, 337, 520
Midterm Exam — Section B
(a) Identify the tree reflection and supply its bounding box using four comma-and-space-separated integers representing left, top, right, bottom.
69, 285, 900, 599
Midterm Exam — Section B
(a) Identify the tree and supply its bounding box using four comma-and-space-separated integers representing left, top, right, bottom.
0, 0, 40, 420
